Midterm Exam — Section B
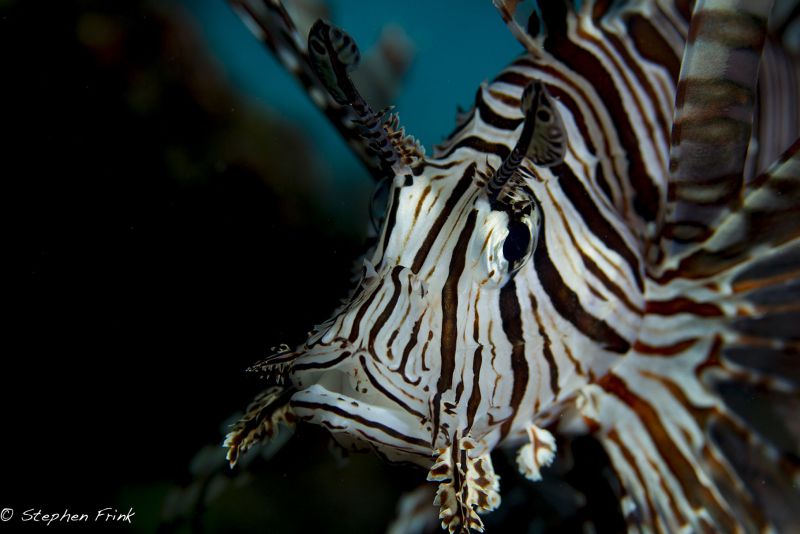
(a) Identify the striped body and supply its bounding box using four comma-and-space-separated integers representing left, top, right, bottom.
224, 1, 800, 532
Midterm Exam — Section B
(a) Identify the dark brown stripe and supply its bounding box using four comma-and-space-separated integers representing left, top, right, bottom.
412, 184, 432, 226
529, 293, 560, 398
465, 298, 483, 434
292, 350, 352, 373
492, 69, 532, 87
367, 266, 404, 357
411, 163, 477, 273
355, 430, 432, 462
499, 280, 529, 438
348, 277, 384, 343
438, 136, 512, 160
476, 87, 524, 131
291, 399, 429, 448
534, 217, 631, 353
557, 163, 644, 291
432, 209, 478, 443
646, 297, 723, 317
627, 14, 680, 82
633, 338, 698, 356
598, 373, 738, 533
581, 251, 643, 315
395, 311, 425, 385
421, 159, 461, 171
377, 186, 402, 258
541, 2, 660, 221
464, 346, 483, 435
359, 355, 425, 419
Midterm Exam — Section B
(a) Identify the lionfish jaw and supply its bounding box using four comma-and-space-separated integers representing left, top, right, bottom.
286, 347, 434, 463
222, 345, 311, 466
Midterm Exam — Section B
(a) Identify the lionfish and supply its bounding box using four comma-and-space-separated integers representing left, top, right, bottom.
223, 0, 800, 532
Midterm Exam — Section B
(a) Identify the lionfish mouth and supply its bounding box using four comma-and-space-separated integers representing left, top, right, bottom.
288, 346, 434, 464
224, 343, 434, 467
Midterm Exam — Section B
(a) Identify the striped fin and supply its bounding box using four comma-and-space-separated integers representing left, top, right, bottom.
486, 81, 565, 204
664, 0, 774, 251
308, 19, 360, 105
583, 141, 800, 532
223, 386, 296, 467
305, 19, 422, 173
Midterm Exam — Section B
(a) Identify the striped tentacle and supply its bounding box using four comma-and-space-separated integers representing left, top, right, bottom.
663, 0, 774, 252
223, 386, 296, 467
227, 0, 416, 179
307, 20, 424, 174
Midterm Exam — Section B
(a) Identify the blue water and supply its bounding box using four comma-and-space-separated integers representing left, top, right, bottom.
182, 0, 520, 184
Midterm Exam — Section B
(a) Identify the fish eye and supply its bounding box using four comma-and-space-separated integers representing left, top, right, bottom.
503, 220, 532, 265
495, 183, 540, 278
501, 209, 538, 281
471, 191, 540, 288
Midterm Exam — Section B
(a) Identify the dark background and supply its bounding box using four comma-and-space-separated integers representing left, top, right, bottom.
5, 0, 373, 529
4, 1, 623, 532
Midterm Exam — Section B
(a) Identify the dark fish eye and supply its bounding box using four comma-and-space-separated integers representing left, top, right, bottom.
503, 220, 531, 265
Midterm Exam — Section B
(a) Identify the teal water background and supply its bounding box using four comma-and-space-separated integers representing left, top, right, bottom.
183, 0, 521, 184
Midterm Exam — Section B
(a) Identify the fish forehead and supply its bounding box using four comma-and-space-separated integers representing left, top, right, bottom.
370, 161, 482, 275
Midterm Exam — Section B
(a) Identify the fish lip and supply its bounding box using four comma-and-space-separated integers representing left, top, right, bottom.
287, 334, 434, 463
288, 362, 434, 464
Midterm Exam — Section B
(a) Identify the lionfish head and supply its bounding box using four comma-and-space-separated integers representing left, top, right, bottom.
285, 159, 544, 462
233, 19, 576, 465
